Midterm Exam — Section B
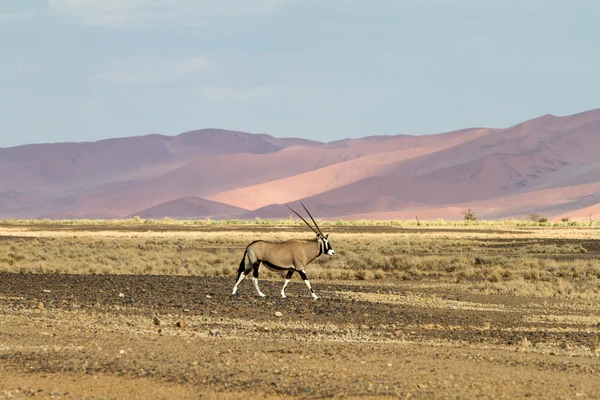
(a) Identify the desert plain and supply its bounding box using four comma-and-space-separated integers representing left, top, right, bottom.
1, 221, 599, 399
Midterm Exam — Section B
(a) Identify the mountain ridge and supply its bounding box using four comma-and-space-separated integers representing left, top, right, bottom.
2, 109, 600, 220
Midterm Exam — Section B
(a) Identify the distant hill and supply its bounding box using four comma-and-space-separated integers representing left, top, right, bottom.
128, 197, 247, 219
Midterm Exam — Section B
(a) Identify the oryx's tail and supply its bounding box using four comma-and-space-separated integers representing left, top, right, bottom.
235, 248, 248, 281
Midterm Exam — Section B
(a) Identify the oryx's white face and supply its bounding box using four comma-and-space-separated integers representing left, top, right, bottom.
320, 234, 335, 256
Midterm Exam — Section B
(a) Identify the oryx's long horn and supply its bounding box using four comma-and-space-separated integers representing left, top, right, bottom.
300, 202, 324, 236
285, 204, 319, 235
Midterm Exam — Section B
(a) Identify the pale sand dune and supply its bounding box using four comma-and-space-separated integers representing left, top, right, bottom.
69, 145, 370, 216
208, 128, 491, 210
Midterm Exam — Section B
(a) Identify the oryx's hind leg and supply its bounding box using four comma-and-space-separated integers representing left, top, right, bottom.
232, 252, 253, 295
252, 262, 266, 298
298, 270, 318, 300
281, 270, 294, 298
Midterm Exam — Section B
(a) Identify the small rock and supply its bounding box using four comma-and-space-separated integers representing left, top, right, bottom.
275, 311, 283, 317
210, 329, 221, 337
37, 302, 45, 310
417, 383, 428, 389
42, 289, 51, 293
157, 328, 162, 334
119, 349, 126, 355
183, 308, 190, 312
153, 317, 161, 326
118, 292, 125, 298
206, 294, 212, 299
176, 321, 185, 328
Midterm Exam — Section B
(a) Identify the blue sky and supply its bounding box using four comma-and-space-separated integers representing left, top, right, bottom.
1, 0, 599, 147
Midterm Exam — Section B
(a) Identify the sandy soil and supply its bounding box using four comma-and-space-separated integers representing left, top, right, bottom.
1, 274, 599, 399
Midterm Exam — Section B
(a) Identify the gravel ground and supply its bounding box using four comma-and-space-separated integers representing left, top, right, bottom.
1, 274, 599, 399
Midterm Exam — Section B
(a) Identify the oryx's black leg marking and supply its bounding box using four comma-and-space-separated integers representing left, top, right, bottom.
281, 270, 294, 298
252, 262, 266, 298
298, 270, 318, 300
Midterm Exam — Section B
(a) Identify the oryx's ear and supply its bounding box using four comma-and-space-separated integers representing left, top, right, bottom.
325, 234, 329, 239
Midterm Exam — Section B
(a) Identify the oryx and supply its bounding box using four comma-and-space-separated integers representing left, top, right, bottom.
231, 203, 334, 300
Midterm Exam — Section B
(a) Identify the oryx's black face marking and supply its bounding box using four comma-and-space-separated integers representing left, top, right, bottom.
318, 233, 334, 256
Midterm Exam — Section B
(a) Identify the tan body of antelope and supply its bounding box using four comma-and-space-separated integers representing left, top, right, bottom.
231, 203, 334, 300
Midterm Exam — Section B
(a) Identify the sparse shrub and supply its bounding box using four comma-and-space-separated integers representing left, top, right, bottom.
355, 270, 374, 280
462, 209, 477, 221
529, 213, 541, 222
484, 267, 503, 283
474, 256, 492, 265
523, 267, 541, 281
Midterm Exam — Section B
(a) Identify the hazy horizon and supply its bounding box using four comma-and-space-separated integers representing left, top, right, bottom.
1, 0, 599, 147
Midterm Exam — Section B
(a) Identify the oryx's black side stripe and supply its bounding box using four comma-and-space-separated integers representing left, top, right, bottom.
262, 260, 291, 271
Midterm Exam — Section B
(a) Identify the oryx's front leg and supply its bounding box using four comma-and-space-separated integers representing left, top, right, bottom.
281, 270, 294, 298
252, 263, 266, 298
298, 269, 318, 300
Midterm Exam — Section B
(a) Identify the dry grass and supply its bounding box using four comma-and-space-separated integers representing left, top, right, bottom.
1, 224, 599, 300
2, 216, 600, 227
